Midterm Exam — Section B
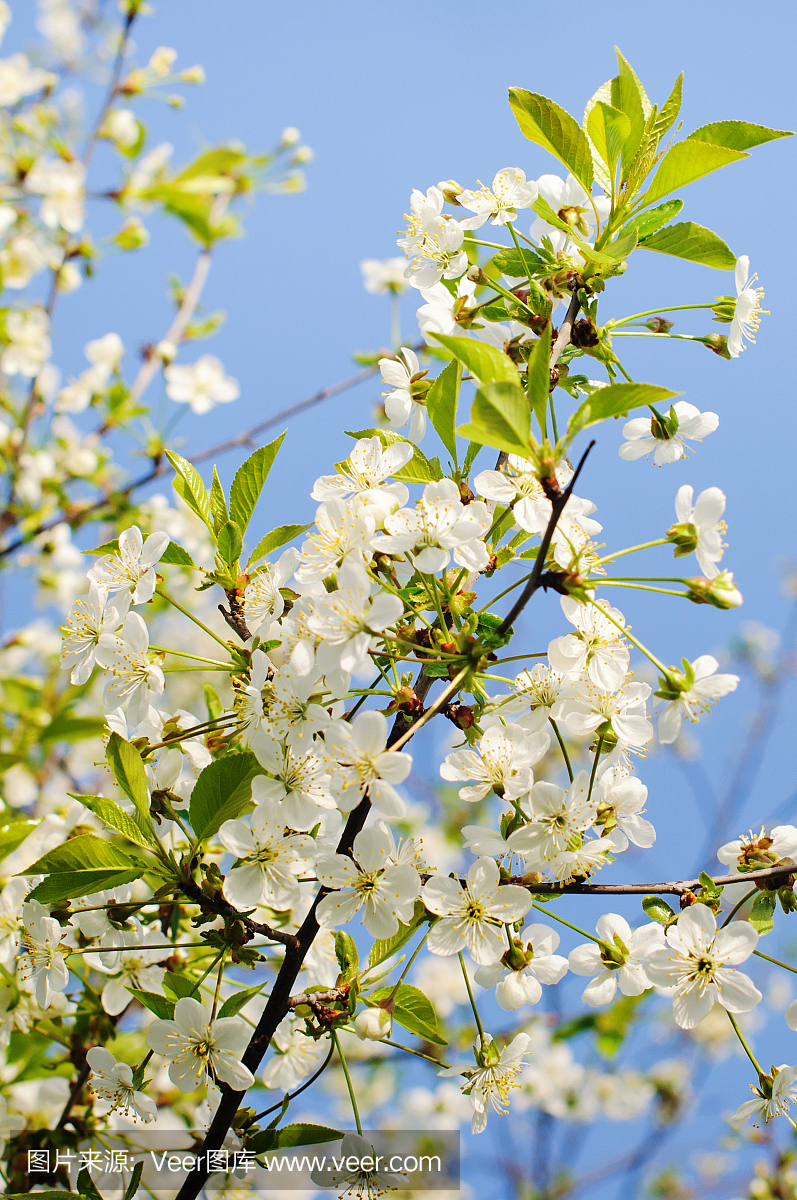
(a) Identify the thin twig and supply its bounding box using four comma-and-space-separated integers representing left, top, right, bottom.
514, 861, 795, 896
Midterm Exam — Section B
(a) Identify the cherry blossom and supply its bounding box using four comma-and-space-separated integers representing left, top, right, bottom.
423, 857, 532, 965
316, 822, 421, 938
147, 996, 255, 1091
568, 914, 664, 1007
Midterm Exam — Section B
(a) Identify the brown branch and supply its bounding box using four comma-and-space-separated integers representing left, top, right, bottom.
287, 986, 349, 1008
517, 861, 796, 897
179, 878, 299, 949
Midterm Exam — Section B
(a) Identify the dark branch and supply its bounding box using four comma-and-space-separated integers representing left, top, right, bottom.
516, 861, 795, 896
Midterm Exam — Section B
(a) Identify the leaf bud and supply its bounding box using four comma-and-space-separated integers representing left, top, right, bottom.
685, 570, 743, 609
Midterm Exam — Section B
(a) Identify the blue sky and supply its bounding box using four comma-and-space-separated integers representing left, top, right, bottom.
6, 1, 797, 1192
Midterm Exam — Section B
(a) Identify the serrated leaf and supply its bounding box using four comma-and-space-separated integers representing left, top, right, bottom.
640, 221, 736, 271
652, 73, 683, 140
23, 834, 145, 902
567, 382, 680, 436
188, 751, 260, 841
217, 520, 243, 569
526, 323, 551, 434
159, 540, 196, 568
162, 971, 196, 998
640, 139, 748, 207
250, 1124, 343, 1155
248, 523, 311, 565
431, 333, 519, 385
457, 381, 531, 457
228, 433, 286, 535
393, 445, 443, 484
124, 1162, 144, 1200
210, 466, 229, 533
127, 988, 175, 1019
508, 88, 593, 192
587, 101, 631, 175
217, 983, 264, 1019
72, 794, 156, 849
611, 49, 647, 177
78, 1167, 105, 1200
165, 450, 214, 534
106, 733, 153, 836
425, 359, 460, 463
686, 120, 793, 152
368, 901, 428, 968
749, 891, 776, 936
616, 199, 683, 243
370, 983, 446, 1045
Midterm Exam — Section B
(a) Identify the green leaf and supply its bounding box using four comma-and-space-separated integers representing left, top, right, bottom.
639, 221, 736, 271
217, 983, 264, 1019
641, 895, 676, 926
368, 900, 428, 968
526, 323, 552, 433
425, 359, 461, 463
127, 988, 175, 1019
0, 819, 38, 861
431, 334, 519, 386
217, 520, 243, 569
188, 751, 260, 841
457, 381, 531, 457
162, 971, 197, 999
124, 1162, 144, 1200
508, 88, 593, 191
641, 139, 748, 207
106, 733, 153, 835
72, 794, 156, 849
23, 834, 145, 902
159, 540, 196, 568
652, 73, 683, 140
587, 101, 631, 174
85, 539, 119, 555
462, 440, 482, 477
209, 466, 229, 533
229, 433, 286, 535
489, 246, 541, 277
165, 449, 214, 534
750, 891, 777, 936
78, 1167, 105, 1200
393, 445, 443, 484
250, 1124, 344, 1155
568, 382, 681, 436
40, 714, 106, 745
686, 120, 794, 152
248, 523, 311, 564
611, 49, 647, 177
370, 983, 446, 1045
616, 199, 683, 242
334, 930, 359, 982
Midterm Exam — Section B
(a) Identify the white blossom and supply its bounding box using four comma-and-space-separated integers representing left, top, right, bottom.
398, 186, 468, 289
379, 347, 428, 442
311, 436, 411, 519
248, 744, 335, 831
95, 612, 165, 723
262, 1015, 329, 1089
164, 355, 240, 414
88, 525, 170, 605
657, 655, 739, 744
440, 1032, 532, 1134
2, 309, 51, 378
0, 53, 55, 107
218, 797, 316, 910
440, 724, 549, 804
242, 548, 299, 635
0, 1095, 24, 1156
548, 597, 629, 692
568, 914, 664, 1007
17, 899, 69, 1008
596, 768, 656, 851
147, 996, 255, 1091
620, 402, 719, 465
60, 585, 128, 685
423, 857, 532, 965
87, 919, 165, 1015
86, 1046, 156, 1122
474, 924, 568, 1010
376, 478, 490, 574
564, 678, 653, 758
672, 484, 726, 578
26, 157, 86, 233
730, 1065, 797, 1130
644, 903, 761, 1029
296, 500, 375, 583
316, 822, 420, 939
306, 563, 403, 674
457, 168, 538, 228
729, 255, 765, 358
360, 257, 407, 294
529, 173, 609, 250
324, 710, 412, 817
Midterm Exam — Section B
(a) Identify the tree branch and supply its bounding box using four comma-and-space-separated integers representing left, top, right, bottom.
515, 861, 795, 896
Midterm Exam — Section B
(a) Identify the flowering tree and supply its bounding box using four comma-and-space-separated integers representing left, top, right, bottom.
0, 5, 794, 1200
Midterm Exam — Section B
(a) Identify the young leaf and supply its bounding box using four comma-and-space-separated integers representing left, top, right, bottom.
611, 49, 648, 176
462, 440, 482, 477
85, 539, 119, 556
368, 901, 428, 968
228, 432, 286, 534
127, 988, 175, 1019
124, 1162, 144, 1200
210, 466, 229, 532
23, 835, 145, 902
651, 73, 683, 140
188, 751, 261, 841
686, 120, 794, 152
587, 101, 631, 175
106, 733, 153, 834
217, 983, 264, 1019
72, 794, 157, 849
526, 323, 552, 434
0, 819, 39, 861
616, 199, 683, 242
457, 382, 531, 457
641, 895, 676, 926
640, 140, 748, 207
217, 520, 243, 569
165, 449, 214, 534
567, 382, 681, 436
250, 1124, 344, 1155
425, 359, 461, 463
639, 221, 736, 271
393, 445, 443, 484
508, 88, 593, 192
162, 971, 197, 999
370, 983, 446, 1045
431, 334, 519, 385
335, 930, 359, 982
77, 1168, 104, 1200
159, 540, 196, 568
248, 523, 310, 565
749, 891, 776, 936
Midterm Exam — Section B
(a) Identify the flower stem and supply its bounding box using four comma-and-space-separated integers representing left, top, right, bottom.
210, 952, 226, 1020
386, 930, 430, 1002
549, 718, 574, 783
590, 599, 669, 675
726, 1010, 765, 1076
383, 1039, 450, 1069
721, 888, 758, 928
530, 902, 602, 944
610, 303, 713, 329
148, 645, 232, 667
332, 1029, 362, 1134
754, 949, 797, 977
155, 588, 234, 653
598, 539, 669, 566
586, 734, 604, 806
458, 951, 486, 1047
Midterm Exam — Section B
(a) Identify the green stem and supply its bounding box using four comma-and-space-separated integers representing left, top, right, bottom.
594, 581, 690, 598
191, 950, 226, 995
590, 599, 669, 675
210, 953, 226, 1020
149, 645, 232, 667
252, 1041, 336, 1121
332, 1029, 362, 1134
549, 718, 574, 783
162, 665, 237, 673
721, 888, 758, 928
586, 734, 604, 806
726, 1010, 765, 1076
610, 303, 713, 329
754, 949, 797, 977
386, 930, 430, 1002
477, 571, 534, 614
467, 237, 510, 250
459, 951, 486, 1047
155, 588, 233, 653
531, 902, 602, 944
598, 539, 668, 565
383, 1039, 450, 1069
549, 390, 559, 443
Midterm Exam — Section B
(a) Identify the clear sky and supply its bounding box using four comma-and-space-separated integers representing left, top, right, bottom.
5, 1, 797, 1192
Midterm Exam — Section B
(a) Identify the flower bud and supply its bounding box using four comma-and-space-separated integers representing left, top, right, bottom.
437, 180, 464, 205
114, 217, 149, 250
156, 340, 177, 363
178, 65, 206, 85
291, 146, 314, 164
686, 570, 743, 609
700, 333, 731, 359
354, 1007, 392, 1041
149, 47, 177, 77
279, 126, 301, 147
646, 317, 673, 333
